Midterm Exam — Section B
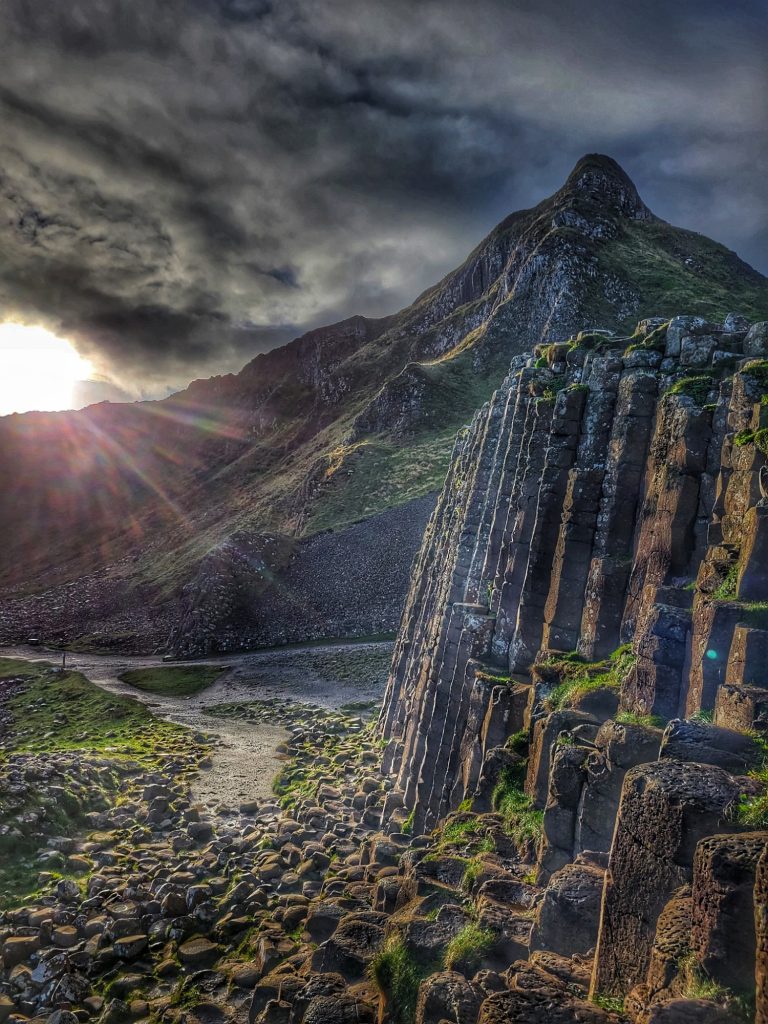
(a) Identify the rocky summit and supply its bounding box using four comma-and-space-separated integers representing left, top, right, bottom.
2, 309, 768, 1024
2, 156, 768, 656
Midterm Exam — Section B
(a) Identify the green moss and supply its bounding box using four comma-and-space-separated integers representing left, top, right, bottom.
439, 816, 483, 844
119, 664, 224, 696
623, 321, 669, 356
734, 429, 755, 446
475, 670, 511, 684
730, 427, 768, 458
433, 815, 496, 865
691, 707, 714, 723
506, 729, 529, 755
742, 359, 768, 392
736, 600, 768, 631
731, 762, 768, 828
546, 644, 635, 711
734, 788, 768, 828
270, 716, 365, 811
401, 807, 415, 835
541, 375, 569, 401
461, 859, 483, 893
667, 374, 715, 406
0, 658, 204, 908
592, 993, 626, 1014
678, 953, 753, 1017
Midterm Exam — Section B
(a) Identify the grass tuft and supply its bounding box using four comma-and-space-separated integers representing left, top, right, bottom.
491, 767, 543, 848
592, 993, 626, 1014
370, 938, 436, 1024
667, 375, 715, 406
713, 563, 740, 602
443, 924, 495, 972
401, 807, 416, 835
615, 711, 666, 729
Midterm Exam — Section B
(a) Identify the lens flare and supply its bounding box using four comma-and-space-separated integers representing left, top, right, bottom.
0, 323, 94, 415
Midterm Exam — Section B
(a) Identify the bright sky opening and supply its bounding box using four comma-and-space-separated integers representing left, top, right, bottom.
0, 323, 94, 416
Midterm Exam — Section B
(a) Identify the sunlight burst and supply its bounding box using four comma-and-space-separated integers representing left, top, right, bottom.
0, 323, 94, 416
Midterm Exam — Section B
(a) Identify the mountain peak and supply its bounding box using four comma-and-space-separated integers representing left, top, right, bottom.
560, 152, 653, 221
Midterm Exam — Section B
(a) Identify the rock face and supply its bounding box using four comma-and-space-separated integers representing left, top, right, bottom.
3, 156, 768, 656
378, 312, 768, 1015
381, 315, 768, 827
591, 761, 748, 995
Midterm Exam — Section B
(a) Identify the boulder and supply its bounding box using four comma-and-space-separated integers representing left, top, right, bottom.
643, 885, 692, 1005
415, 971, 481, 1024
659, 719, 761, 775
591, 760, 751, 996
744, 321, 768, 357
303, 902, 346, 943
302, 994, 375, 1024
690, 831, 767, 995
310, 913, 386, 980
530, 859, 605, 957
640, 999, 735, 1023
401, 905, 472, 966
478, 962, 617, 1022
664, 317, 708, 358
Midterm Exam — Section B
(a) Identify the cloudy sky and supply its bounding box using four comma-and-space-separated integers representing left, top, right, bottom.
1, 0, 766, 398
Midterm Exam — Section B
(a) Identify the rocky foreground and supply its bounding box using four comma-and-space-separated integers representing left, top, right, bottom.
3, 661, 765, 1024
1, 665, 399, 1024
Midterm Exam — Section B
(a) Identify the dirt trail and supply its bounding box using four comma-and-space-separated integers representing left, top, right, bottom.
2, 641, 392, 813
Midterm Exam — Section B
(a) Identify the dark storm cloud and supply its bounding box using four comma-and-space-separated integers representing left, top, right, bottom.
0, 0, 766, 395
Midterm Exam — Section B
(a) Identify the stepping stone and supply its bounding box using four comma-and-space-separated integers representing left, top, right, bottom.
178, 937, 220, 968
113, 935, 149, 960
53, 925, 79, 948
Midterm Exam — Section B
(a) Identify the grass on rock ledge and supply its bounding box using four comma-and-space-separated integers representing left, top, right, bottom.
118, 664, 224, 697
544, 644, 636, 711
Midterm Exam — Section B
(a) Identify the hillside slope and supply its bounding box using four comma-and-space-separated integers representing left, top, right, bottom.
1, 154, 767, 653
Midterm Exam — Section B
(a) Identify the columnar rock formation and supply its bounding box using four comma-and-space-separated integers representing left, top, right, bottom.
379, 313, 768, 1017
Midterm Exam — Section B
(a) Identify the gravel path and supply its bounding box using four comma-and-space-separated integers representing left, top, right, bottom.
2, 641, 392, 813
